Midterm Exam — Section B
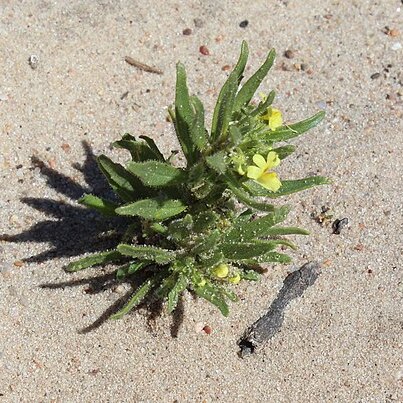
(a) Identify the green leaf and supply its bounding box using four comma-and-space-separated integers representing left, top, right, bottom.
128, 160, 187, 187
246, 251, 292, 264
249, 90, 276, 117
205, 151, 227, 174
110, 278, 155, 319
229, 125, 243, 146
116, 198, 187, 221
193, 211, 219, 233
189, 96, 207, 151
66, 250, 122, 272
191, 230, 221, 255
195, 284, 229, 316
97, 154, 148, 202
174, 62, 197, 164
116, 261, 148, 281
241, 270, 261, 281
262, 111, 325, 142
113, 134, 162, 162
219, 241, 282, 260
78, 194, 119, 216
224, 173, 275, 212
167, 274, 188, 313
211, 41, 249, 141
234, 49, 276, 111
168, 214, 194, 242
263, 227, 310, 236
271, 145, 296, 160
224, 206, 291, 242
244, 176, 331, 198
139, 135, 165, 161
117, 244, 176, 264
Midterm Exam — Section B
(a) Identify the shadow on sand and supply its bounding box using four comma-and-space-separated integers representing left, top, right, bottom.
1, 141, 184, 337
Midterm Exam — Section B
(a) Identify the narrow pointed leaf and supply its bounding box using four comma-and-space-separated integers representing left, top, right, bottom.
116, 261, 148, 281
97, 154, 148, 202
116, 198, 187, 221
128, 160, 186, 187
113, 134, 162, 161
78, 194, 119, 216
262, 111, 325, 142
191, 230, 221, 255
66, 250, 122, 272
139, 135, 165, 161
244, 176, 331, 198
263, 227, 309, 236
219, 241, 282, 260
174, 62, 197, 164
195, 284, 229, 316
246, 251, 292, 264
167, 274, 188, 313
234, 49, 276, 111
271, 145, 296, 160
110, 278, 155, 319
249, 90, 276, 117
224, 206, 291, 242
211, 41, 249, 141
205, 151, 227, 174
117, 244, 176, 264
189, 96, 207, 150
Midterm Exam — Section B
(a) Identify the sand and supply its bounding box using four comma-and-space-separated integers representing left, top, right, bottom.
1, 0, 402, 401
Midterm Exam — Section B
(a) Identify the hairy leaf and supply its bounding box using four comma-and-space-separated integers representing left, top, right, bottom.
195, 284, 229, 316
211, 41, 249, 141
167, 274, 188, 313
262, 111, 325, 142
78, 194, 118, 216
116, 198, 187, 221
234, 49, 276, 111
128, 160, 186, 187
97, 154, 148, 202
205, 151, 227, 174
244, 176, 331, 197
110, 278, 155, 319
189, 96, 207, 151
66, 250, 122, 272
174, 62, 197, 164
117, 244, 176, 264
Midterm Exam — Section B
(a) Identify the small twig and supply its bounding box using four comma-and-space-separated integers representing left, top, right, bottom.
124, 56, 163, 75
238, 261, 321, 357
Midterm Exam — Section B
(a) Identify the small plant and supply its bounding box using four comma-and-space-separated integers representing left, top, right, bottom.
67, 41, 329, 318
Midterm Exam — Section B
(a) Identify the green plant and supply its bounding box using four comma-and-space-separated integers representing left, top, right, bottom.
67, 41, 329, 318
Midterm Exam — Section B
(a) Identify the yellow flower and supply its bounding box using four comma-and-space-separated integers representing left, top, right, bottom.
260, 107, 283, 130
246, 152, 282, 192
212, 263, 229, 278
228, 273, 241, 284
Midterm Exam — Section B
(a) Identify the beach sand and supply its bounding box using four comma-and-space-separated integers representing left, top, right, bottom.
1, 1, 402, 401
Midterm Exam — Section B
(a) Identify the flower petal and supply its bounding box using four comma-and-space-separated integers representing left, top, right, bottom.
266, 151, 280, 169
257, 172, 282, 192
268, 108, 283, 130
247, 165, 264, 180
252, 153, 267, 169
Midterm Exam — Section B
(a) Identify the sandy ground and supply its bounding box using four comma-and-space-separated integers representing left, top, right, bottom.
1, 0, 402, 402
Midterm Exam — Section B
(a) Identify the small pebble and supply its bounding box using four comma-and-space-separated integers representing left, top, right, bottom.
370, 72, 381, 79
61, 143, 71, 153
332, 218, 349, 234
391, 42, 402, 51
221, 64, 231, 71
193, 18, 204, 28
182, 28, 192, 35
13, 261, 24, 267
113, 285, 126, 294
284, 49, 295, 59
301, 63, 309, 71
203, 325, 212, 335
199, 45, 210, 56
388, 28, 400, 37
239, 20, 249, 28
28, 54, 39, 69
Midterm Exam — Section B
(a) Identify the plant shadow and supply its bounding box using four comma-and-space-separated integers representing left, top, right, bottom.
1, 141, 184, 335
